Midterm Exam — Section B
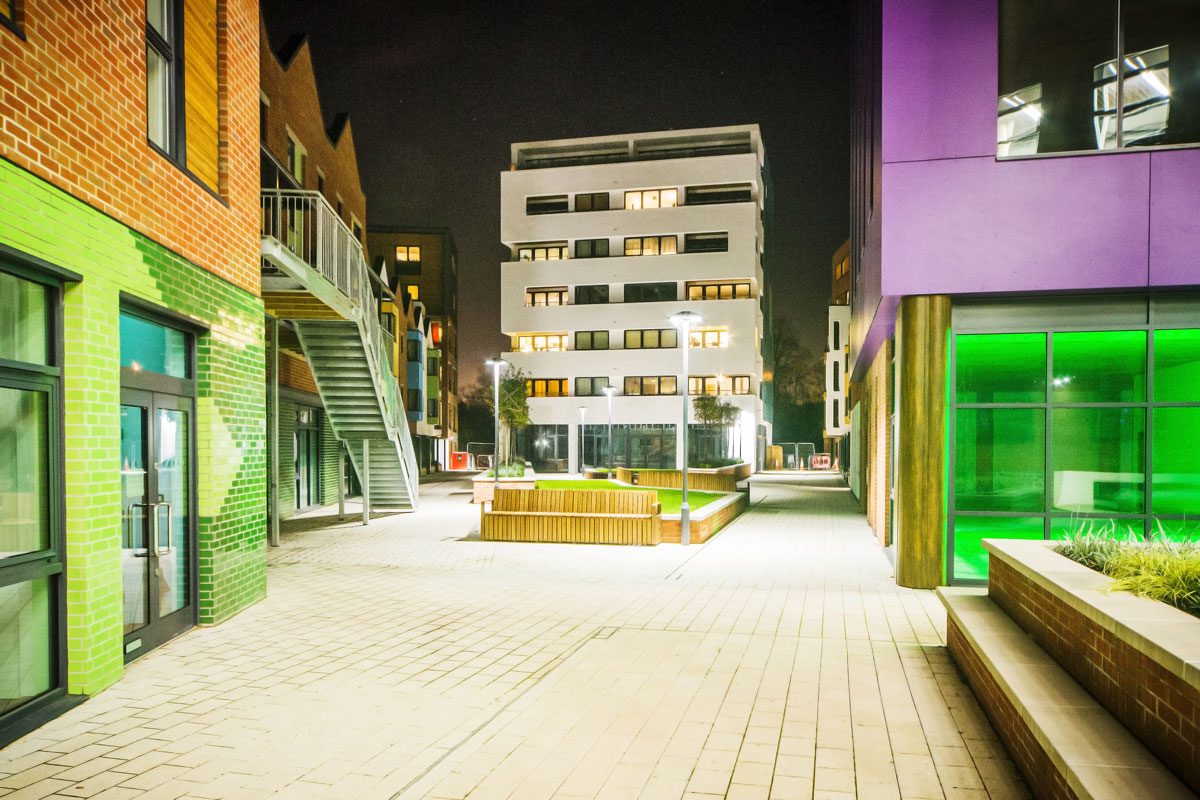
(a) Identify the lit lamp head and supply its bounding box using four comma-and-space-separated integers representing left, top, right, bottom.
601, 385, 617, 398
669, 310, 702, 331
485, 356, 508, 371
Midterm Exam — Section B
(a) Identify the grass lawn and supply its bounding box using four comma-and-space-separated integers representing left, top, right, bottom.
534, 480, 726, 514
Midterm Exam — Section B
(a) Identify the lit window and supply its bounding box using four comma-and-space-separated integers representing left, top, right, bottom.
431, 323, 442, 344
623, 376, 677, 396
688, 375, 750, 395
396, 246, 421, 262
526, 379, 568, 397
624, 189, 678, 210
406, 284, 419, 300
517, 334, 567, 353
526, 287, 568, 307
686, 281, 752, 301
624, 329, 677, 349
624, 236, 677, 257
689, 329, 729, 348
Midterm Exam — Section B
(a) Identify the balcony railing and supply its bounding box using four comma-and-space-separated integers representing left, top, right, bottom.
260, 188, 419, 486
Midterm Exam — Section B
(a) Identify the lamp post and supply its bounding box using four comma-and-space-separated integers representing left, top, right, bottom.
669, 310, 701, 545
486, 357, 507, 490
602, 385, 616, 478
577, 405, 587, 474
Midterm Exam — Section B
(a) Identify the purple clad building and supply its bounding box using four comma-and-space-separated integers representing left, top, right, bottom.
848, 0, 1200, 588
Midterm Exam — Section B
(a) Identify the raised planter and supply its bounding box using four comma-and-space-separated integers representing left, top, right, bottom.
472, 466, 535, 504
615, 466, 746, 493
942, 538, 1200, 799
985, 539, 1200, 794
660, 490, 749, 544
481, 487, 661, 545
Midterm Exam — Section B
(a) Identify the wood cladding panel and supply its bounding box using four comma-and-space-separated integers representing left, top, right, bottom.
895, 294, 950, 589
183, 0, 219, 190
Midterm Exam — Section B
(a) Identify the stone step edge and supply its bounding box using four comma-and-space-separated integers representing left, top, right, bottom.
938, 587, 1196, 800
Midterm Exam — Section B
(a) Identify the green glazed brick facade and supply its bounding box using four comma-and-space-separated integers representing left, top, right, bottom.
0, 159, 267, 696
320, 412, 340, 504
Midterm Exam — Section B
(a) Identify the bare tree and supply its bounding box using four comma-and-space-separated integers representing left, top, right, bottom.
772, 316, 825, 404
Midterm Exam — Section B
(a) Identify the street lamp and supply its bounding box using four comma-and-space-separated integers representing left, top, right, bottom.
602, 385, 616, 478
486, 357, 507, 490
577, 405, 587, 474
669, 310, 701, 545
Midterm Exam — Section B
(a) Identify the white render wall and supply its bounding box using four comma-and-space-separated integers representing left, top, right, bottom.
825, 304, 851, 437
499, 126, 769, 472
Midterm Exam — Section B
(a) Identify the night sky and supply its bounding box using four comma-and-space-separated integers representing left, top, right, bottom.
261, 0, 851, 387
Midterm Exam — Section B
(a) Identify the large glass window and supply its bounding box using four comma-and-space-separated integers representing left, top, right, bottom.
949, 320, 1200, 583
0, 272, 48, 366
0, 578, 53, 717
0, 388, 49, 558
120, 313, 189, 378
623, 282, 676, 303
999, 1, 1200, 154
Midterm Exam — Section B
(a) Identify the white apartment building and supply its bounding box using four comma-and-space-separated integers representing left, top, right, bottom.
499, 125, 771, 474
824, 304, 851, 442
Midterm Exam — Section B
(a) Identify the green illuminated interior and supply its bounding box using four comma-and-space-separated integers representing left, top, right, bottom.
956, 333, 1046, 403
955, 408, 1045, 512
1051, 407, 1145, 513
1052, 330, 1146, 402
1152, 407, 1200, 515
1155, 329, 1200, 402
953, 516, 1044, 581
119, 312, 188, 379
1150, 518, 1200, 542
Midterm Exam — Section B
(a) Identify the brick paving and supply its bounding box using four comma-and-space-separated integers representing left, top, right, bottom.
0, 473, 1029, 799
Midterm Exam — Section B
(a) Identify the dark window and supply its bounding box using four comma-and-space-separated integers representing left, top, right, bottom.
407, 339, 420, 362
259, 99, 268, 144
833, 321, 841, 350
526, 195, 568, 215
575, 377, 610, 396
624, 376, 678, 396
526, 379, 567, 397
574, 192, 610, 212
624, 236, 677, 256
526, 287, 568, 306
624, 329, 678, 349
407, 389, 420, 412
998, 1, 1200, 154
685, 184, 752, 205
575, 330, 609, 350
575, 239, 610, 258
336, 199, 344, 217
353, 222, 363, 242
427, 356, 437, 373
833, 398, 840, 424
575, 285, 609, 305
624, 282, 676, 303
317, 173, 325, 193
833, 361, 840, 392
684, 232, 729, 253
146, 0, 184, 160
428, 399, 438, 418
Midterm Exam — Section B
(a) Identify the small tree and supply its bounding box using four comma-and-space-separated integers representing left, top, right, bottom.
487, 367, 530, 468
692, 394, 738, 465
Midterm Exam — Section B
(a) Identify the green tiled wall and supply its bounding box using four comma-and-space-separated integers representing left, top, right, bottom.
0, 159, 266, 695
320, 411, 340, 504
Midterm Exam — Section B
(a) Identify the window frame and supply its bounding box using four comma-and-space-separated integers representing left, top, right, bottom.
624, 282, 677, 304
575, 330, 609, 351
623, 188, 679, 210
575, 377, 611, 396
574, 239, 610, 259
996, 2, 1200, 159
525, 378, 568, 397
947, 302, 1200, 586
517, 244, 569, 262
687, 281, 752, 301
624, 328, 678, 350
624, 236, 678, 257
525, 287, 568, 307
575, 284, 609, 305
145, 0, 186, 164
623, 375, 678, 396
526, 195, 569, 215
574, 192, 610, 212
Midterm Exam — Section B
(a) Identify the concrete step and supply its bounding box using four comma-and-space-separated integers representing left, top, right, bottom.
939, 588, 1196, 800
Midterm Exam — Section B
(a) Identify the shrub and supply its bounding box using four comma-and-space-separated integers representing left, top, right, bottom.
1056, 520, 1200, 618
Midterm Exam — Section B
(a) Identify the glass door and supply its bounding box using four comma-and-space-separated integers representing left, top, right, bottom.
120, 389, 193, 661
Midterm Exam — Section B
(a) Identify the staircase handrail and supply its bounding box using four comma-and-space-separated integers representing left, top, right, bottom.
260, 188, 419, 502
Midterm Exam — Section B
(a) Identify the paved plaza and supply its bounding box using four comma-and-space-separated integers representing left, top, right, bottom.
0, 474, 1029, 800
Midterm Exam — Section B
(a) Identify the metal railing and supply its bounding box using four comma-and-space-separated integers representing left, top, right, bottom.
261, 188, 419, 495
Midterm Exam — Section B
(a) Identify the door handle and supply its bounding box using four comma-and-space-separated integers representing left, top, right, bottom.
127, 502, 151, 556
154, 502, 173, 556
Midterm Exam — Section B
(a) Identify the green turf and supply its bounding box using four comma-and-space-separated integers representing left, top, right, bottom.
533, 480, 726, 514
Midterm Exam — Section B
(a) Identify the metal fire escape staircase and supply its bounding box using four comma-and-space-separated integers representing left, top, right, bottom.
260, 189, 419, 511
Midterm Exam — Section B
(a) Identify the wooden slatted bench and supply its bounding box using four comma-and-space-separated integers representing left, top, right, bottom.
939, 587, 1196, 800
481, 488, 662, 545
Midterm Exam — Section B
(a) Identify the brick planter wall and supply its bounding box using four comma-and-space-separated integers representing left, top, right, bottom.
988, 546, 1200, 793
947, 620, 1078, 800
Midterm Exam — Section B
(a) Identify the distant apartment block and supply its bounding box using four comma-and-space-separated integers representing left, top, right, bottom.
499, 126, 773, 473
